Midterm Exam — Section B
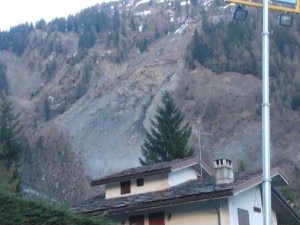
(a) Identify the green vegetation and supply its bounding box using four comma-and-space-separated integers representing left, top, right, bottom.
0, 61, 9, 95
187, 17, 257, 74
139, 91, 194, 165
0, 97, 27, 192
0, 190, 114, 225
187, 13, 300, 113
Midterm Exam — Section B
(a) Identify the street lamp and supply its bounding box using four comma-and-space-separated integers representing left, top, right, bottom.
233, 5, 248, 21
227, 0, 299, 223
232, 3, 271, 223
279, 12, 293, 26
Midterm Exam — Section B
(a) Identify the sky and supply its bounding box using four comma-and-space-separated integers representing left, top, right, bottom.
0, 0, 105, 31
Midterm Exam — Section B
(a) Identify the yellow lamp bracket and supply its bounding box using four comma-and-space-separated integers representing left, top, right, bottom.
224, 0, 300, 13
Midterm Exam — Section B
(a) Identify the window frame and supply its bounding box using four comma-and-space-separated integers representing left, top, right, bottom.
120, 180, 131, 195
136, 178, 144, 187
238, 208, 250, 225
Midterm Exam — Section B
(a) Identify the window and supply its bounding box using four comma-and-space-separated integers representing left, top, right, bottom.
129, 215, 144, 225
149, 212, 165, 225
121, 180, 131, 194
137, 178, 144, 187
238, 208, 250, 225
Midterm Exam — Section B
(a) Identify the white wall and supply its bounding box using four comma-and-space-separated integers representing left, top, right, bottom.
105, 167, 199, 199
105, 182, 119, 199
168, 167, 198, 187
272, 210, 278, 225
105, 173, 169, 199
111, 200, 228, 225
228, 186, 264, 225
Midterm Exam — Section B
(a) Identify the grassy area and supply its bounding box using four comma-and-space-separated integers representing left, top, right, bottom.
0, 190, 114, 225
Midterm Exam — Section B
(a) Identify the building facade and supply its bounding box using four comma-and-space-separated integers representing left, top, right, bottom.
72, 157, 300, 225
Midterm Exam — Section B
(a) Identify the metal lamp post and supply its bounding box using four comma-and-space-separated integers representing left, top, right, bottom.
261, 0, 272, 224
230, 0, 299, 224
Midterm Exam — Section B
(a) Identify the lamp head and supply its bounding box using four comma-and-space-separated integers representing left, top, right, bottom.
279, 13, 293, 27
233, 5, 248, 21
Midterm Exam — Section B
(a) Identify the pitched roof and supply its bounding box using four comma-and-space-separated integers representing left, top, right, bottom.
90, 157, 214, 186
73, 171, 267, 215
231, 167, 289, 195
74, 160, 299, 224
73, 168, 300, 224
73, 176, 233, 216
272, 187, 300, 224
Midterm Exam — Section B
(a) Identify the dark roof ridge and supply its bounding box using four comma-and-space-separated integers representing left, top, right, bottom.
91, 157, 202, 186
74, 176, 233, 215
232, 167, 289, 195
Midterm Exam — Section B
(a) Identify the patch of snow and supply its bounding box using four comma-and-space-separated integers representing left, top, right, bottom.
176, 17, 186, 24
48, 96, 55, 103
203, 0, 213, 7
135, 0, 151, 8
139, 25, 143, 32
167, 9, 174, 16
174, 23, 188, 34
126, 2, 134, 7
42, 32, 47, 40
135, 10, 151, 17
219, 3, 235, 10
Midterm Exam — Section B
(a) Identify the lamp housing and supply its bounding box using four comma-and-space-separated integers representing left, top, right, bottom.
233, 5, 248, 21
278, 13, 293, 27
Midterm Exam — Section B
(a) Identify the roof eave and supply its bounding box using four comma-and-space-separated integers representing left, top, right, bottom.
80, 189, 233, 216
233, 167, 289, 195
90, 167, 171, 186
272, 187, 300, 223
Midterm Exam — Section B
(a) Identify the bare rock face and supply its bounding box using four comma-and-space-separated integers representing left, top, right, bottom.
1, 2, 300, 203
54, 25, 193, 179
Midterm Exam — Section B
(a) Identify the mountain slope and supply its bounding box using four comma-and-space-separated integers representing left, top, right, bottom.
0, 0, 299, 204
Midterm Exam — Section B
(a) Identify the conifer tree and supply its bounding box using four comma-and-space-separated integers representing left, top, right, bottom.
0, 97, 26, 191
0, 98, 24, 163
139, 91, 194, 165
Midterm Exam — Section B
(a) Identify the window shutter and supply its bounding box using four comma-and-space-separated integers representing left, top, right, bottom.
121, 180, 131, 194
238, 208, 250, 225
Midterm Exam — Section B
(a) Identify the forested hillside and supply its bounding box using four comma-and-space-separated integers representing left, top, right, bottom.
0, 0, 299, 207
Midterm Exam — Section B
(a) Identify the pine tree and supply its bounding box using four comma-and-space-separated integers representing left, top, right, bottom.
139, 91, 194, 165
0, 98, 24, 163
0, 97, 26, 191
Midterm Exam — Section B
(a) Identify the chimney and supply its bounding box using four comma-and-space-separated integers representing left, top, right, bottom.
213, 158, 234, 184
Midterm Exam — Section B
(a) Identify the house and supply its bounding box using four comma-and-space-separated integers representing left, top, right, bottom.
72, 157, 300, 225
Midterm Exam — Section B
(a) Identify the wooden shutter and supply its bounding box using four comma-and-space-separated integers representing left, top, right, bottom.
120, 180, 130, 194
137, 178, 144, 187
149, 212, 165, 225
238, 208, 250, 225
129, 215, 144, 225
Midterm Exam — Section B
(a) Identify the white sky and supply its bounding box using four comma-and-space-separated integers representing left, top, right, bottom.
0, 0, 105, 31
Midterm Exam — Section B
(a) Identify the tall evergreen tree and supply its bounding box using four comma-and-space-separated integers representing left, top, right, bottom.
0, 98, 24, 163
139, 91, 194, 165
0, 61, 9, 95
113, 9, 120, 31
0, 97, 26, 191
